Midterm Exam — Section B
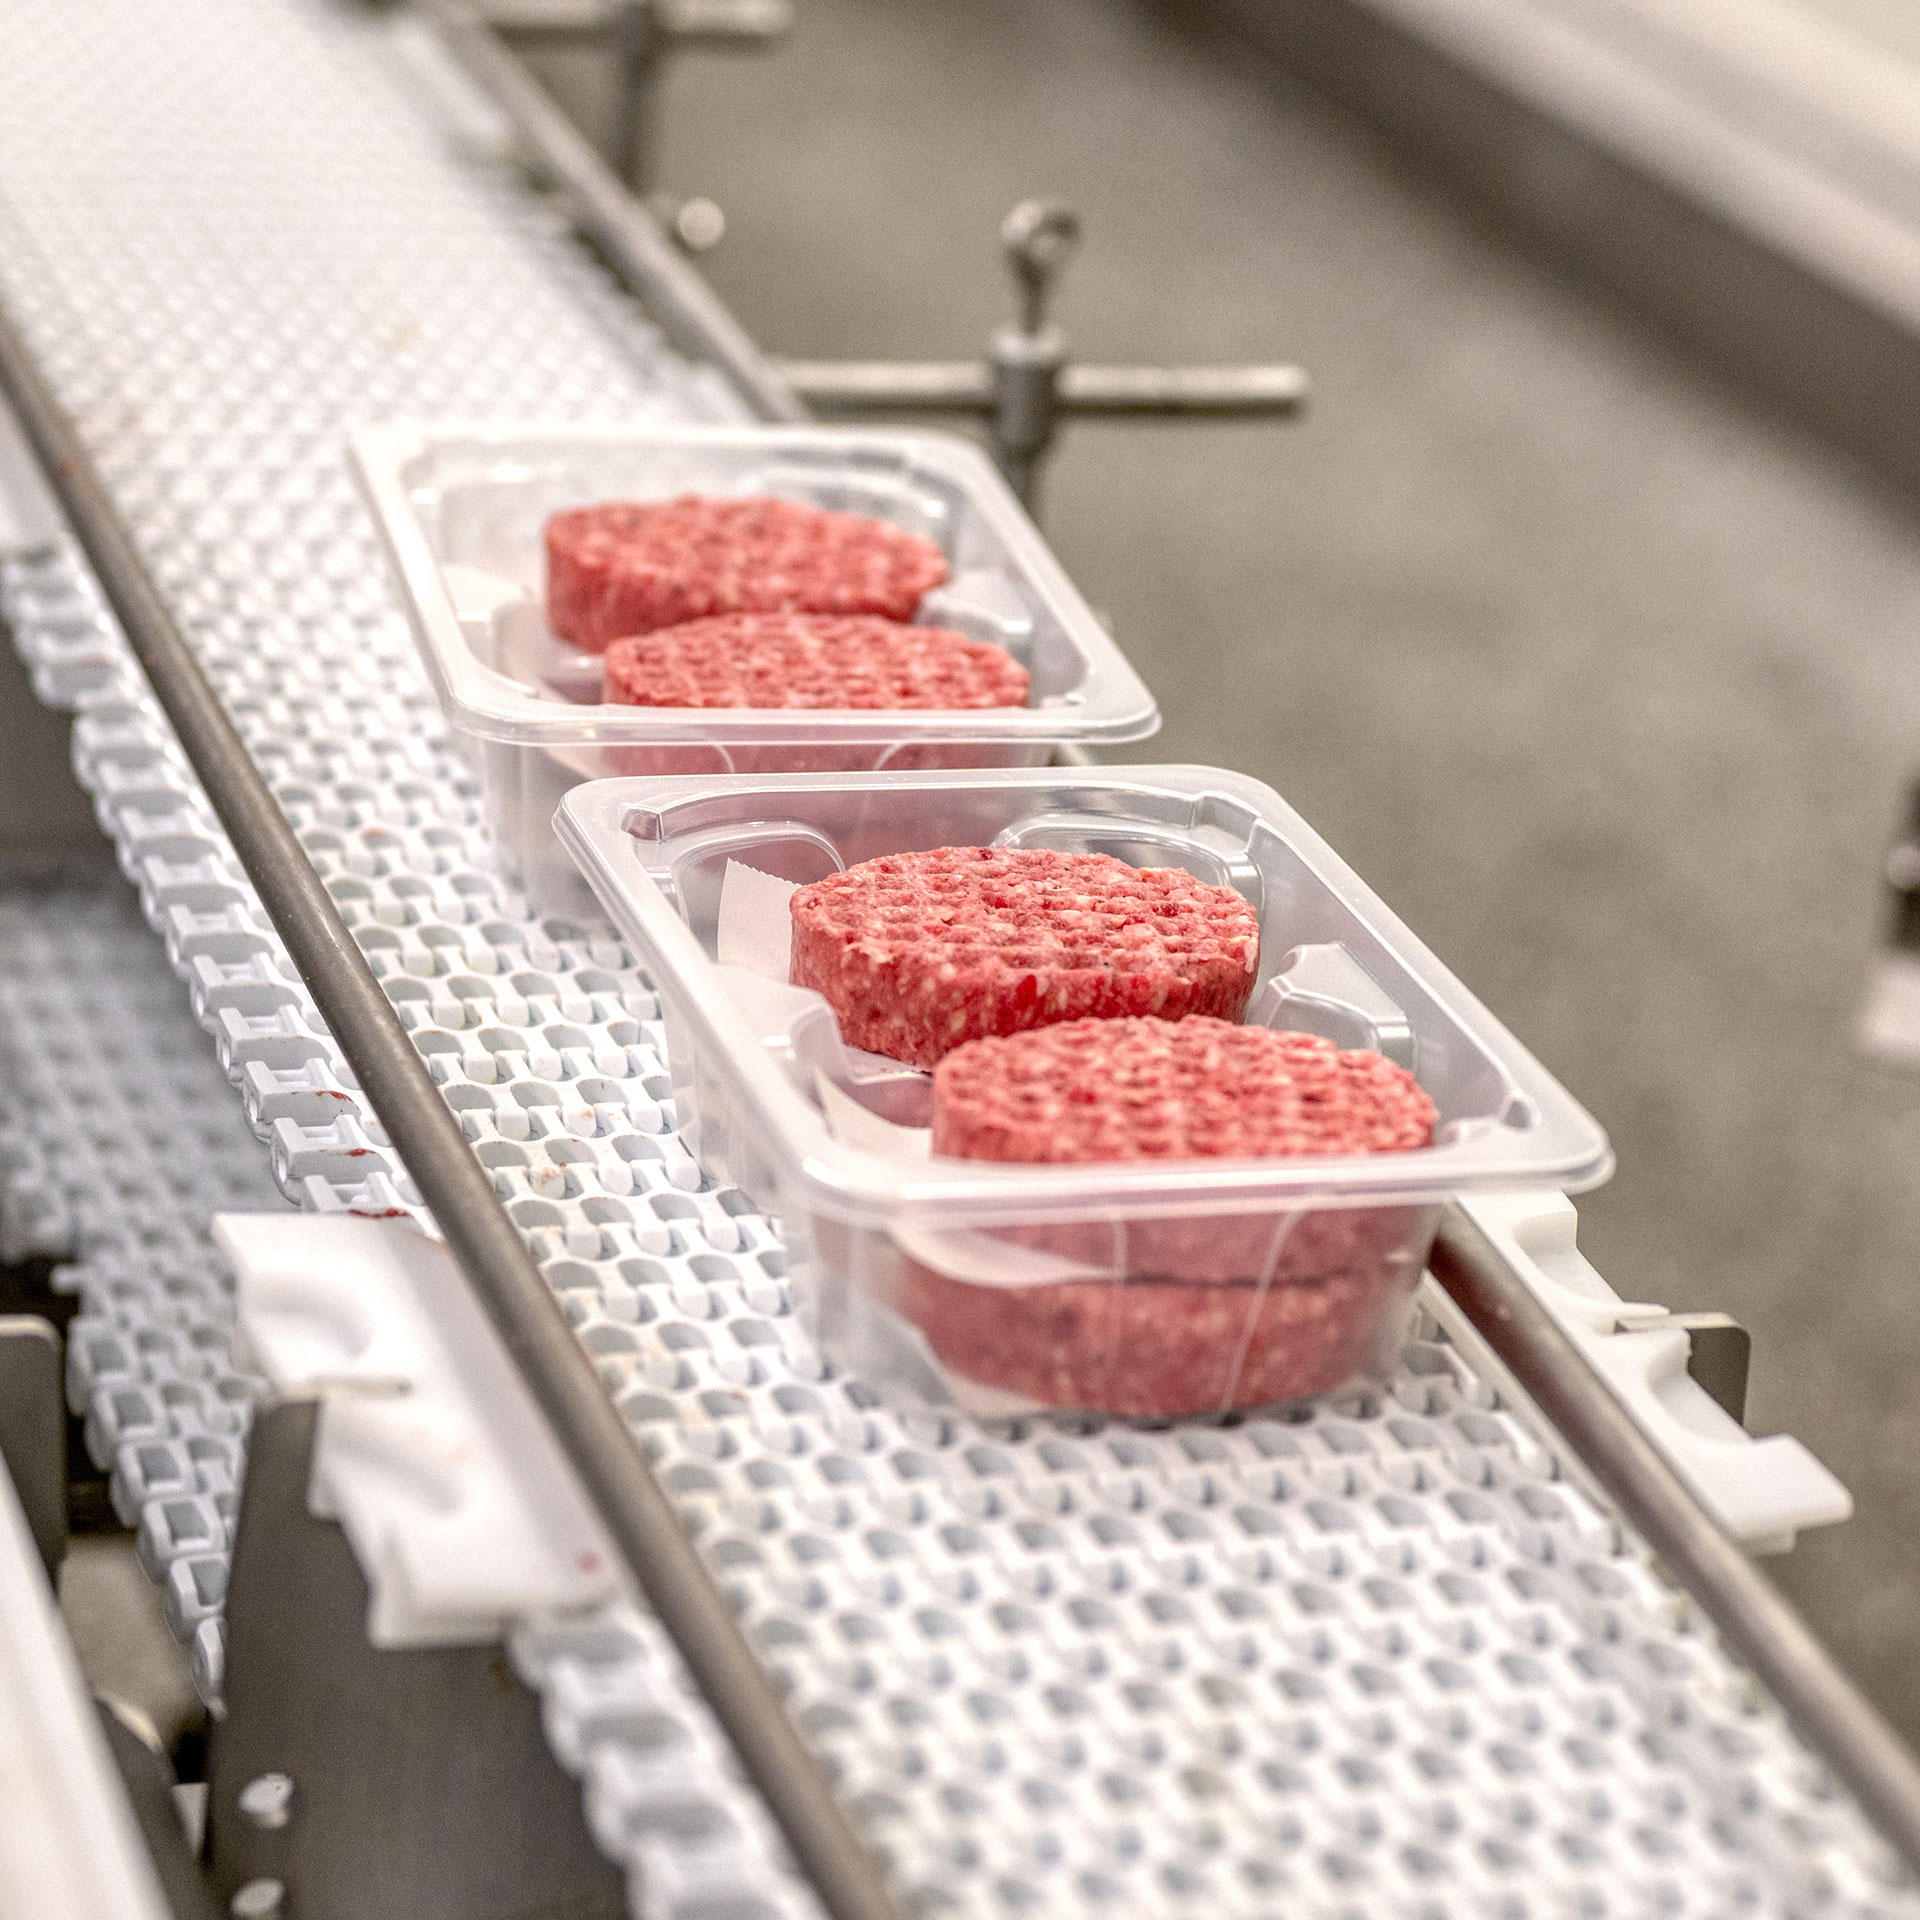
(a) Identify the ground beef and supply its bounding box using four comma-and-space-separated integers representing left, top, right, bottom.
545, 495, 950, 653
900, 1016, 1438, 1415
603, 611, 1029, 711
896, 1262, 1401, 1418
789, 848, 1260, 1068
932, 1017, 1435, 1165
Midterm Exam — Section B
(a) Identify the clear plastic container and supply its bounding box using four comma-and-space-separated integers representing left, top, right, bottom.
557, 766, 1613, 1419
351, 424, 1161, 911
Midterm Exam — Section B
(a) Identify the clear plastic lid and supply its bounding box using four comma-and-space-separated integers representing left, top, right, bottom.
351, 423, 1161, 752
556, 765, 1614, 1229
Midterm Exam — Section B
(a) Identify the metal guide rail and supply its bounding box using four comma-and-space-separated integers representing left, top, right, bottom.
0, 1, 1915, 1916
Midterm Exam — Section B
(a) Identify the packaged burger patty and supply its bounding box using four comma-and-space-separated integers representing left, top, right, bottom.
603, 611, 1029, 712
545, 494, 950, 653
903, 1016, 1438, 1416
789, 847, 1260, 1069
895, 1262, 1392, 1419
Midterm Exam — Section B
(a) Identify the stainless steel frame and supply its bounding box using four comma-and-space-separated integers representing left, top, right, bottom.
476, 0, 790, 202
3, 1, 1920, 1908
422, 0, 807, 424
780, 199, 1309, 511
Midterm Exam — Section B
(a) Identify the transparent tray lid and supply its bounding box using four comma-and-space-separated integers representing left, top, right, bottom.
557, 766, 1614, 1229
352, 422, 1161, 750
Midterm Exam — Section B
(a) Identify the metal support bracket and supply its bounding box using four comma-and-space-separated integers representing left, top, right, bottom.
0, 1314, 65, 1583
94, 1699, 220, 1920
216, 1212, 621, 1650
1855, 774, 1920, 1067
206, 1396, 625, 1920
779, 199, 1310, 513
211, 1213, 806, 1918
0, 1441, 175, 1920
478, 0, 791, 242
1453, 1189, 1849, 1551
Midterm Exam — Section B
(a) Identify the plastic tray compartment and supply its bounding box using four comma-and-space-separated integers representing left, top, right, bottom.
352, 424, 1161, 911
557, 766, 1613, 1418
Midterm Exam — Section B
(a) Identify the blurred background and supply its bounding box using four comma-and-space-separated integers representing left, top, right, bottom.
516, 0, 1920, 1735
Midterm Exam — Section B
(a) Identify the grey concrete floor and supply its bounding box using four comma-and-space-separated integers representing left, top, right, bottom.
536, 0, 1920, 1738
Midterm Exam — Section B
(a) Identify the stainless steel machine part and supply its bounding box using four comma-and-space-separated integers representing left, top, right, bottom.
205, 1396, 626, 1920
0, 1444, 175, 1920
0, 7, 1912, 1912
93, 1699, 222, 1920
0, 1315, 64, 1583
779, 198, 1311, 510
477, 0, 790, 199
0, 271, 903, 1920
424, 0, 807, 423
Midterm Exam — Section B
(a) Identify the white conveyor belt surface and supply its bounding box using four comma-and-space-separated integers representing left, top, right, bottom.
0, 2, 1907, 1916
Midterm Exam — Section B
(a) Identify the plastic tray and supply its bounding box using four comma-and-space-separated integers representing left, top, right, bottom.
557, 766, 1613, 1418
352, 423, 1161, 910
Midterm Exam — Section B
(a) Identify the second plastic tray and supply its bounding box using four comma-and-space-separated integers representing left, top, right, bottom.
557, 766, 1612, 1419
352, 423, 1161, 910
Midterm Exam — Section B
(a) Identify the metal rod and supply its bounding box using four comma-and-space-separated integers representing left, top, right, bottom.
657, 0, 791, 50
422, 0, 805, 424
1431, 1202, 1920, 1875
0, 302, 900, 1920
776, 360, 1311, 420
1058, 362, 1309, 415
477, 0, 788, 48
472, 0, 615, 46
610, 0, 662, 199
776, 359, 993, 412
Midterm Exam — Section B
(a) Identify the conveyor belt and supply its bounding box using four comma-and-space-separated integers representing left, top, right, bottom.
0, 871, 285, 1689
0, 2, 1914, 1915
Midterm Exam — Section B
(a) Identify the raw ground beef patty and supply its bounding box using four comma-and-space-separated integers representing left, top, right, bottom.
901, 1017, 1439, 1415
603, 612, 1029, 711
545, 494, 950, 652
789, 847, 1260, 1068
895, 1264, 1401, 1419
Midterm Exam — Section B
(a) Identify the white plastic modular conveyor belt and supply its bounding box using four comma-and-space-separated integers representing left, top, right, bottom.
0, 1, 1908, 1916
0, 877, 286, 1694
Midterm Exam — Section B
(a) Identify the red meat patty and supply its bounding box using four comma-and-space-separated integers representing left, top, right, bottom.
896, 1264, 1398, 1419
603, 612, 1029, 711
932, 1016, 1436, 1165
902, 1016, 1438, 1415
789, 848, 1260, 1069
546, 495, 950, 653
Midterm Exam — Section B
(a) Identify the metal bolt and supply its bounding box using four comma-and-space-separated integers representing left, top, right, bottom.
237, 1772, 295, 1831
649, 192, 725, 253
1001, 199, 1080, 337
672, 197, 726, 253
229, 1879, 285, 1920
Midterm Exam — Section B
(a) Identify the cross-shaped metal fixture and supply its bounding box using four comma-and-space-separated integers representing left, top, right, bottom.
777, 200, 1309, 514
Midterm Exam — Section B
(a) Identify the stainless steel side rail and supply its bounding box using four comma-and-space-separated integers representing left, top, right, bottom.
0, 297, 899, 1920
1432, 1203, 1920, 1873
